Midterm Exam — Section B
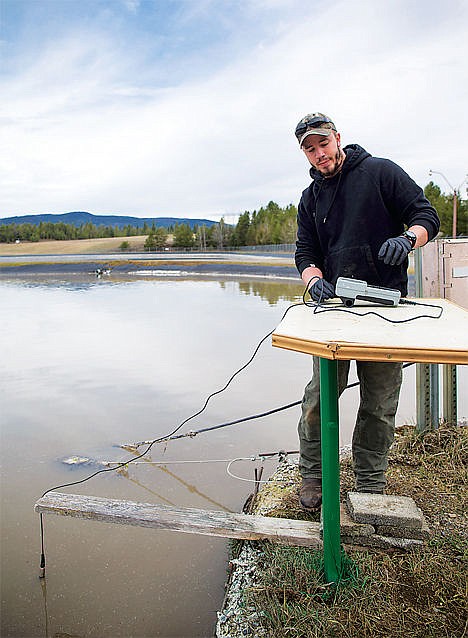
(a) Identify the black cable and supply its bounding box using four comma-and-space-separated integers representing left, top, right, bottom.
152, 400, 303, 442
302, 279, 444, 323
130, 361, 416, 448
41, 300, 304, 497
37, 277, 438, 576
311, 302, 443, 323
37, 300, 304, 576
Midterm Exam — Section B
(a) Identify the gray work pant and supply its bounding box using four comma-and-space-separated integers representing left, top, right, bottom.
298, 357, 403, 493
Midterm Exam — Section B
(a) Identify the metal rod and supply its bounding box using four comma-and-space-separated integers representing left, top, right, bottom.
442, 364, 457, 425
430, 364, 439, 429
319, 357, 341, 583
416, 363, 431, 433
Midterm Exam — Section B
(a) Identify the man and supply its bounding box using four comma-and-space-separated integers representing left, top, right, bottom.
294, 112, 440, 510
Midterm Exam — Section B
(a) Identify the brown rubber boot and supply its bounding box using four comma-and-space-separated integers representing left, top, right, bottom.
299, 478, 322, 511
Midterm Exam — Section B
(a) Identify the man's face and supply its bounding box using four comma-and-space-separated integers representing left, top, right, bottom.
301, 132, 343, 177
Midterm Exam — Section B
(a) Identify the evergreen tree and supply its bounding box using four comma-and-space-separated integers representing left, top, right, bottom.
458, 195, 468, 236
144, 233, 157, 251
153, 227, 168, 248
424, 182, 452, 236
425, 181, 467, 237
231, 211, 250, 246
231, 201, 297, 246
173, 223, 195, 248
144, 227, 167, 251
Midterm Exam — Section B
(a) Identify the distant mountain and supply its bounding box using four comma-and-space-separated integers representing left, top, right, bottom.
0, 211, 217, 229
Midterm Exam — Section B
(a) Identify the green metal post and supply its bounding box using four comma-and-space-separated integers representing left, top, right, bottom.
319, 357, 341, 583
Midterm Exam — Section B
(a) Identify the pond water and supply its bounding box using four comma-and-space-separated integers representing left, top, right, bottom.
1, 275, 465, 638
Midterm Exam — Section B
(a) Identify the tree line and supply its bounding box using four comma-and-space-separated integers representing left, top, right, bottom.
1, 186, 465, 247
142, 201, 299, 249
0, 220, 150, 243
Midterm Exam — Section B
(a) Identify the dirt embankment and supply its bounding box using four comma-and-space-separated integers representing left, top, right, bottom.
0, 238, 298, 279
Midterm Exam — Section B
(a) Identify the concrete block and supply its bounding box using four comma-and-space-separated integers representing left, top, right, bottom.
342, 533, 423, 550
376, 518, 430, 541
346, 492, 424, 529
320, 504, 375, 538
339, 503, 375, 536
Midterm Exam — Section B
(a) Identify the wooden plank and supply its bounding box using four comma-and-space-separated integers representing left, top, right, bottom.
35, 492, 322, 548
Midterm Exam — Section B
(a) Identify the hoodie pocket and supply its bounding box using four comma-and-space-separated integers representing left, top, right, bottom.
324, 244, 379, 284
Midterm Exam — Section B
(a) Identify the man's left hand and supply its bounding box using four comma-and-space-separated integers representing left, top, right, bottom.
378, 236, 412, 266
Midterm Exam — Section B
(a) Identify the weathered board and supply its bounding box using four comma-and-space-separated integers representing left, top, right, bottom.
35, 492, 322, 547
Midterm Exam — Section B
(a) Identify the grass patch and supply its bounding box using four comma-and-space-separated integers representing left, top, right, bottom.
241, 424, 467, 637
0, 235, 149, 255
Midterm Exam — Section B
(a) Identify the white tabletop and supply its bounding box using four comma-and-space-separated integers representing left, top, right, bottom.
272, 298, 468, 364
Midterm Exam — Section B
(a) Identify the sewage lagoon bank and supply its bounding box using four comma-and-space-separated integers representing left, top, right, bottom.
2, 248, 459, 637
216, 424, 467, 638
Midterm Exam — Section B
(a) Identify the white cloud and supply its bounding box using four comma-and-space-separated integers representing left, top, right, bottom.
1, 0, 466, 218
122, 0, 140, 13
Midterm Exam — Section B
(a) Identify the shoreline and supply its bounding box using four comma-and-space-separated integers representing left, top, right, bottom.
0, 252, 299, 281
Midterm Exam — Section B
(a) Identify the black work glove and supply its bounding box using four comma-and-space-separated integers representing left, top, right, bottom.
378, 236, 412, 266
309, 278, 335, 302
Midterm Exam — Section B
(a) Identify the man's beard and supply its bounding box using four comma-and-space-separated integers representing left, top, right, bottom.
319, 149, 344, 178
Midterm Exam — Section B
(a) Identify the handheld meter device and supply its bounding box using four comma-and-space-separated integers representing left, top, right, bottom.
335, 277, 401, 307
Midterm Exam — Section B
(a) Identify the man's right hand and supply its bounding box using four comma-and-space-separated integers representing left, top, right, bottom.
378, 236, 412, 266
309, 278, 335, 302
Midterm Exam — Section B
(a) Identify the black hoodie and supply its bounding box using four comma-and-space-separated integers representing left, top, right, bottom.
295, 144, 440, 296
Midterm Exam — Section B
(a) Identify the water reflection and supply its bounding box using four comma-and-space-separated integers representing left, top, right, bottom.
115, 452, 233, 512
1, 273, 304, 301
238, 279, 303, 304
115, 466, 177, 506
0, 276, 106, 292
156, 465, 233, 512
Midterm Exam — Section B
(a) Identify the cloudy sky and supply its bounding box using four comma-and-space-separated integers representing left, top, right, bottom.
1, 0, 467, 221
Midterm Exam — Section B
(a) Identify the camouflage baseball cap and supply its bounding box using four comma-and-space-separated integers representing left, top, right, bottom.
295, 112, 337, 146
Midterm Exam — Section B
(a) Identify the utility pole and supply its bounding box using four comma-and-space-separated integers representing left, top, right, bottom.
429, 170, 467, 238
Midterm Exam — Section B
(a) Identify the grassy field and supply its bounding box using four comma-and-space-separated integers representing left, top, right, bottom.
0, 235, 149, 255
